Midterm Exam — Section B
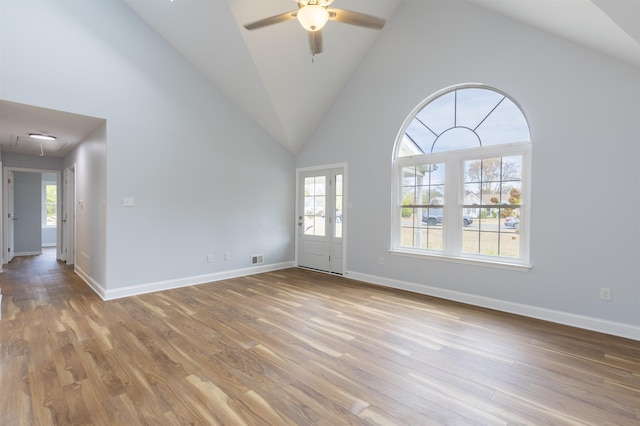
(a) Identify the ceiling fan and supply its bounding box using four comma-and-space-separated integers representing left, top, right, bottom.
243, 0, 386, 56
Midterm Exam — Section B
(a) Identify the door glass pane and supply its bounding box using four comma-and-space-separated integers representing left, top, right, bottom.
304, 176, 326, 236
334, 174, 343, 238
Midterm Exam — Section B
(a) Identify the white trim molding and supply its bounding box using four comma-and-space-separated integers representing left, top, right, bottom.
75, 265, 107, 299
78, 261, 295, 301
14, 251, 43, 257
345, 270, 640, 342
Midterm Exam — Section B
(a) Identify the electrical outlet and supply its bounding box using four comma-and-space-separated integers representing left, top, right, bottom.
379, 257, 384, 265
224, 252, 230, 261
207, 254, 213, 263
600, 287, 611, 301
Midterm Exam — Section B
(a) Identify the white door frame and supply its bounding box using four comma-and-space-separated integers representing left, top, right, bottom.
62, 164, 76, 265
2, 166, 63, 264
295, 162, 347, 274
2, 168, 15, 265
0, 162, 4, 270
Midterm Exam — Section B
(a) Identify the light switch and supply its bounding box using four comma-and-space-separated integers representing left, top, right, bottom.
123, 197, 135, 207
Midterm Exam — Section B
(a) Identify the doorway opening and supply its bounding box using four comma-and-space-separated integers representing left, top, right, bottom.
2, 167, 66, 265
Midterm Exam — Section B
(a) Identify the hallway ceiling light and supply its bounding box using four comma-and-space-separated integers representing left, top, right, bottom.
29, 133, 57, 141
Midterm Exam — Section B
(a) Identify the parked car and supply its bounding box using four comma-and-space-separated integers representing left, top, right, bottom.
421, 209, 473, 227
504, 216, 520, 229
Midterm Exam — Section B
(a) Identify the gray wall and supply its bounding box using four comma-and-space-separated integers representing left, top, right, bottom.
297, 0, 640, 332
13, 171, 42, 255
1, 152, 63, 171
1, 155, 62, 252
2, 0, 295, 293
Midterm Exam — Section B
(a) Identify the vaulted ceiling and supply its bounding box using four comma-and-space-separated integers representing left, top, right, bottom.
2, 0, 639, 157
123, 0, 640, 155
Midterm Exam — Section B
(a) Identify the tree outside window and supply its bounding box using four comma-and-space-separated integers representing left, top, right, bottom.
393, 84, 531, 267
44, 182, 57, 227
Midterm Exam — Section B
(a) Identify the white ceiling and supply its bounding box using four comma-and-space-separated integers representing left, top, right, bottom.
0, 100, 105, 158
122, 0, 404, 154
2, 0, 639, 158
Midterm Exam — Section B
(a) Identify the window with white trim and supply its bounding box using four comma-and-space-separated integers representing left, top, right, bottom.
393, 85, 531, 267
43, 181, 57, 228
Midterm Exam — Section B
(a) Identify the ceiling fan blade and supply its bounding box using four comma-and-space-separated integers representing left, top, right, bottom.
308, 29, 323, 55
244, 10, 297, 30
327, 8, 386, 30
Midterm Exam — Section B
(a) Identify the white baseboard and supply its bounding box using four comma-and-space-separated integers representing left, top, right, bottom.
13, 251, 42, 257
75, 265, 107, 299
97, 261, 296, 301
345, 271, 640, 342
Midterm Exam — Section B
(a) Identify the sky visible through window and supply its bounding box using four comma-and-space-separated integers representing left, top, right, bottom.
400, 87, 530, 156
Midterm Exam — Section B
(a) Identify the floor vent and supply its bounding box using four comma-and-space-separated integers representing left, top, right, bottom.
251, 254, 264, 265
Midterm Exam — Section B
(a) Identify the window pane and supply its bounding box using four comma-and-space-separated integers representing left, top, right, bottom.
304, 177, 315, 196
456, 88, 505, 130
401, 125, 434, 157
475, 97, 530, 145
462, 207, 520, 258
502, 208, 521, 232
45, 183, 57, 226
394, 85, 530, 265
432, 127, 480, 152
46, 206, 57, 226
502, 182, 522, 206
398, 87, 530, 156
46, 184, 57, 204
400, 208, 443, 251
416, 91, 455, 136
304, 176, 326, 236
402, 164, 444, 207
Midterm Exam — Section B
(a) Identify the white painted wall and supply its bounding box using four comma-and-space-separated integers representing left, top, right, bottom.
64, 124, 107, 287
0, 153, 63, 171
297, 0, 640, 335
2, 0, 637, 338
1, 0, 294, 293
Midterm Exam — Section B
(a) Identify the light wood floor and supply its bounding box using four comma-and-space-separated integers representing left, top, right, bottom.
1, 250, 639, 425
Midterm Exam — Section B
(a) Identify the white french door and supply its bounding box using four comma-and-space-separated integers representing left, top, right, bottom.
297, 167, 345, 274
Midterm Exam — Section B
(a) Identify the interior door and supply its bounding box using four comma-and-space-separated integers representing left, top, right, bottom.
4, 169, 15, 263
297, 167, 344, 274
62, 165, 75, 265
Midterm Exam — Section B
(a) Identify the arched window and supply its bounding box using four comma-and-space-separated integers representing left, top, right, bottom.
392, 84, 531, 268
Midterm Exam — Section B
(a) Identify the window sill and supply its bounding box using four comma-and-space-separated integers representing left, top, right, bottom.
389, 249, 532, 272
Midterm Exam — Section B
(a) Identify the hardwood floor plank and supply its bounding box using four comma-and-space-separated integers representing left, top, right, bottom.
1, 250, 639, 424
0, 355, 32, 426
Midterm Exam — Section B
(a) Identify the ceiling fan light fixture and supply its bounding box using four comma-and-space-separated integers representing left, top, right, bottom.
297, 5, 329, 31
29, 133, 57, 141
